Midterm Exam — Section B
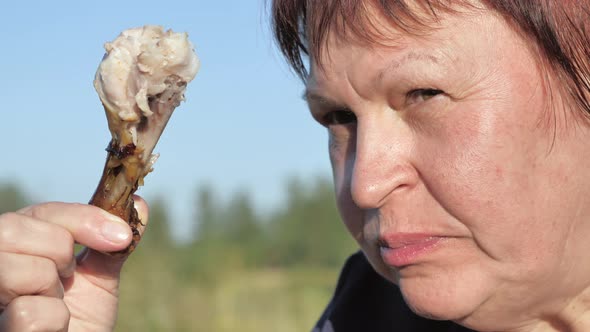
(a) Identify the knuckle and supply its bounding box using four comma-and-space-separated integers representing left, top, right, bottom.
37, 259, 60, 282
0, 282, 18, 306
0, 257, 60, 304
52, 229, 75, 262
0, 213, 22, 247
8, 298, 35, 330
23, 259, 60, 293
23, 202, 56, 220
7, 297, 69, 332
0, 208, 75, 274
22, 201, 82, 221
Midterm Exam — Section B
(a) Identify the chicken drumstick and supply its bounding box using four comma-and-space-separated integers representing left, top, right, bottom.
89, 26, 200, 255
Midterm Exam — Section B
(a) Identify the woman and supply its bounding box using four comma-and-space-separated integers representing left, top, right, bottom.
271, 0, 590, 331
1, 1, 589, 331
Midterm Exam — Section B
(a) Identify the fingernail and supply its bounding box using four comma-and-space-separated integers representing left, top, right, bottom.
101, 220, 131, 243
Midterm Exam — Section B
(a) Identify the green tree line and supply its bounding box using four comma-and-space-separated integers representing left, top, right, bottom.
0, 176, 358, 272
140, 175, 358, 282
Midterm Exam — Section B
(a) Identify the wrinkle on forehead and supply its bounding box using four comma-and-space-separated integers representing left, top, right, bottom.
307, 0, 481, 74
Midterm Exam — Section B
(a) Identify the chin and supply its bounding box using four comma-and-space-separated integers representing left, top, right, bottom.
398, 277, 480, 321
368, 253, 493, 323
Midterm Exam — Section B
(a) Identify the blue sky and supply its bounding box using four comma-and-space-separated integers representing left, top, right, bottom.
0, 0, 332, 239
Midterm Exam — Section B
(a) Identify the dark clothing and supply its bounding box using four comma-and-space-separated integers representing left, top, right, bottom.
314, 252, 475, 332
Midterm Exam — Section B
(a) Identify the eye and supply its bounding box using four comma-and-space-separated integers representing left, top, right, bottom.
322, 110, 357, 126
406, 88, 444, 105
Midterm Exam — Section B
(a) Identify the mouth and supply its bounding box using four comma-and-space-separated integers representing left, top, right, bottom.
378, 233, 446, 268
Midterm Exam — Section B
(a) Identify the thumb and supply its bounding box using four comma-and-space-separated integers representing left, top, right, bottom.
76, 196, 150, 280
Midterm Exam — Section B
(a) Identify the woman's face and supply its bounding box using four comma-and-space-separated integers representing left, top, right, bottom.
306, 7, 590, 330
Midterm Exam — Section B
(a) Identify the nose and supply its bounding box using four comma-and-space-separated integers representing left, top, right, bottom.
349, 115, 419, 209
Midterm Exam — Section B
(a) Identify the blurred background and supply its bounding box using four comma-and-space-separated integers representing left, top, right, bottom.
0, 0, 358, 330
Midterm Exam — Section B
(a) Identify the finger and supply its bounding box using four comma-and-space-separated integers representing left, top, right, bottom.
16, 202, 132, 253
0, 253, 63, 307
0, 212, 76, 278
0, 296, 69, 332
76, 196, 150, 279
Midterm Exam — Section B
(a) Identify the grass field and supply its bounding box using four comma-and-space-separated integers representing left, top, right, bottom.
116, 252, 340, 331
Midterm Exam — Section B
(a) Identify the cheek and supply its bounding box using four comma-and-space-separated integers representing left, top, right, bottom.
416, 94, 564, 264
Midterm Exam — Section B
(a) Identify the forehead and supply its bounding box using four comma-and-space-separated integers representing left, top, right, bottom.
307, 4, 488, 93
305, 0, 480, 71
304, 7, 544, 113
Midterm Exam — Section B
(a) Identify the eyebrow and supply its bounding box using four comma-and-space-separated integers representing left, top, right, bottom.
377, 51, 441, 82
302, 50, 443, 106
302, 90, 340, 107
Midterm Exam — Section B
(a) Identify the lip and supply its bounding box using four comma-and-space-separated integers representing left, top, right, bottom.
379, 233, 445, 268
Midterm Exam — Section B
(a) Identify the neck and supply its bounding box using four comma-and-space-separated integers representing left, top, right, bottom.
509, 287, 590, 332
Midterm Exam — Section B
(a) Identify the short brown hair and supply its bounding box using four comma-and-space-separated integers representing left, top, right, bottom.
271, 0, 590, 117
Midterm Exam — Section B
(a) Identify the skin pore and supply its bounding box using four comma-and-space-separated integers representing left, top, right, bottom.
305, 4, 590, 332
